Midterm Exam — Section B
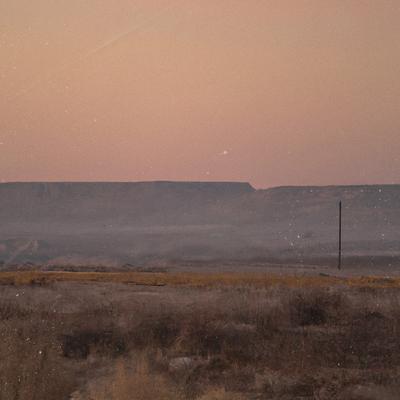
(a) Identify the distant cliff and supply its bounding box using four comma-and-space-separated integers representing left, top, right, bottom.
0, 181, 254, 225
0, 182, 399, 267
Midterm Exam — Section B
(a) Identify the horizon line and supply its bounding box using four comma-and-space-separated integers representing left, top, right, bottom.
1, 180, 399, 191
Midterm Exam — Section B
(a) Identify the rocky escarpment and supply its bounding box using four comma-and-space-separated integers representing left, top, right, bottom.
0, 182, 399, 267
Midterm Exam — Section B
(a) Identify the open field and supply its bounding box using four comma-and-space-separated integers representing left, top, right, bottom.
2, 269, 400, 289
1, 269, 400, 399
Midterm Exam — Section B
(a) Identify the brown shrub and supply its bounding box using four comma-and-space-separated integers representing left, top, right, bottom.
288, 289, 345, 327
61, 330, 126, 359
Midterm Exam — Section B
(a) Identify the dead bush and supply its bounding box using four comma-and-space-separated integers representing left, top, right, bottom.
289, 290, 345, 327
343, 309, 399, 368
131, 314, 182, 349
61, 330, 126, 359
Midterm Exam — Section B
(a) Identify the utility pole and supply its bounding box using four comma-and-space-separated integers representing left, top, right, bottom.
338, 201, 342, 270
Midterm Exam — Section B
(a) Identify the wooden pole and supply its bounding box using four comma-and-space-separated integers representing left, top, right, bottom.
338, 201, 342, 270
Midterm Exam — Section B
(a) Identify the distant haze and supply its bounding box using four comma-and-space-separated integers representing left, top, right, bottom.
0, 182, 399, 267
1, 1, 400, 187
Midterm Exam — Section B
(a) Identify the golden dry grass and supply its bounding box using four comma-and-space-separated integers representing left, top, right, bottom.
0, 270, 399, 289
1, 273, 400, 399
79, 356, 247, 400
85, 358, 181, 400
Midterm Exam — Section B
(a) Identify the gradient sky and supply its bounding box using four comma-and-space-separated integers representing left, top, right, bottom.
1, 0, 399, 188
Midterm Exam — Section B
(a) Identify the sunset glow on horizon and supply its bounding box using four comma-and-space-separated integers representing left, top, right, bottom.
1, 0, 399, 188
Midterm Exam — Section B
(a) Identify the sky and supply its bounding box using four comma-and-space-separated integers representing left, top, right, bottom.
1, 0, 399, 188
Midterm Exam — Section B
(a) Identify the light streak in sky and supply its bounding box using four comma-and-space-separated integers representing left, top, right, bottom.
81, 1, 177, 60
9, 1, 180, 101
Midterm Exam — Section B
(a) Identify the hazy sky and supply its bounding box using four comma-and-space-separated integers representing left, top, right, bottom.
1, 0, 399, 188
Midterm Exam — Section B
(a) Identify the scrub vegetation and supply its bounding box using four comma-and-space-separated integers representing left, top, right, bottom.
0, 271, 399, 399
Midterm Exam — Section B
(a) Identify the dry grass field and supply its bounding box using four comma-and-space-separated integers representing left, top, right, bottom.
1, 270, 400, 289
1, 270, 400, 399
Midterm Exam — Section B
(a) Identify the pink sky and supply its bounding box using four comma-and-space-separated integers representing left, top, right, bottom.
1, 0, 399, 188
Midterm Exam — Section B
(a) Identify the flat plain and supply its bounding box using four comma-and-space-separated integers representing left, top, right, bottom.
1, 267, 400, 400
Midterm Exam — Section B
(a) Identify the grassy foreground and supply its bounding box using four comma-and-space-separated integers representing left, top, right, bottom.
1, 270, 400, 399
